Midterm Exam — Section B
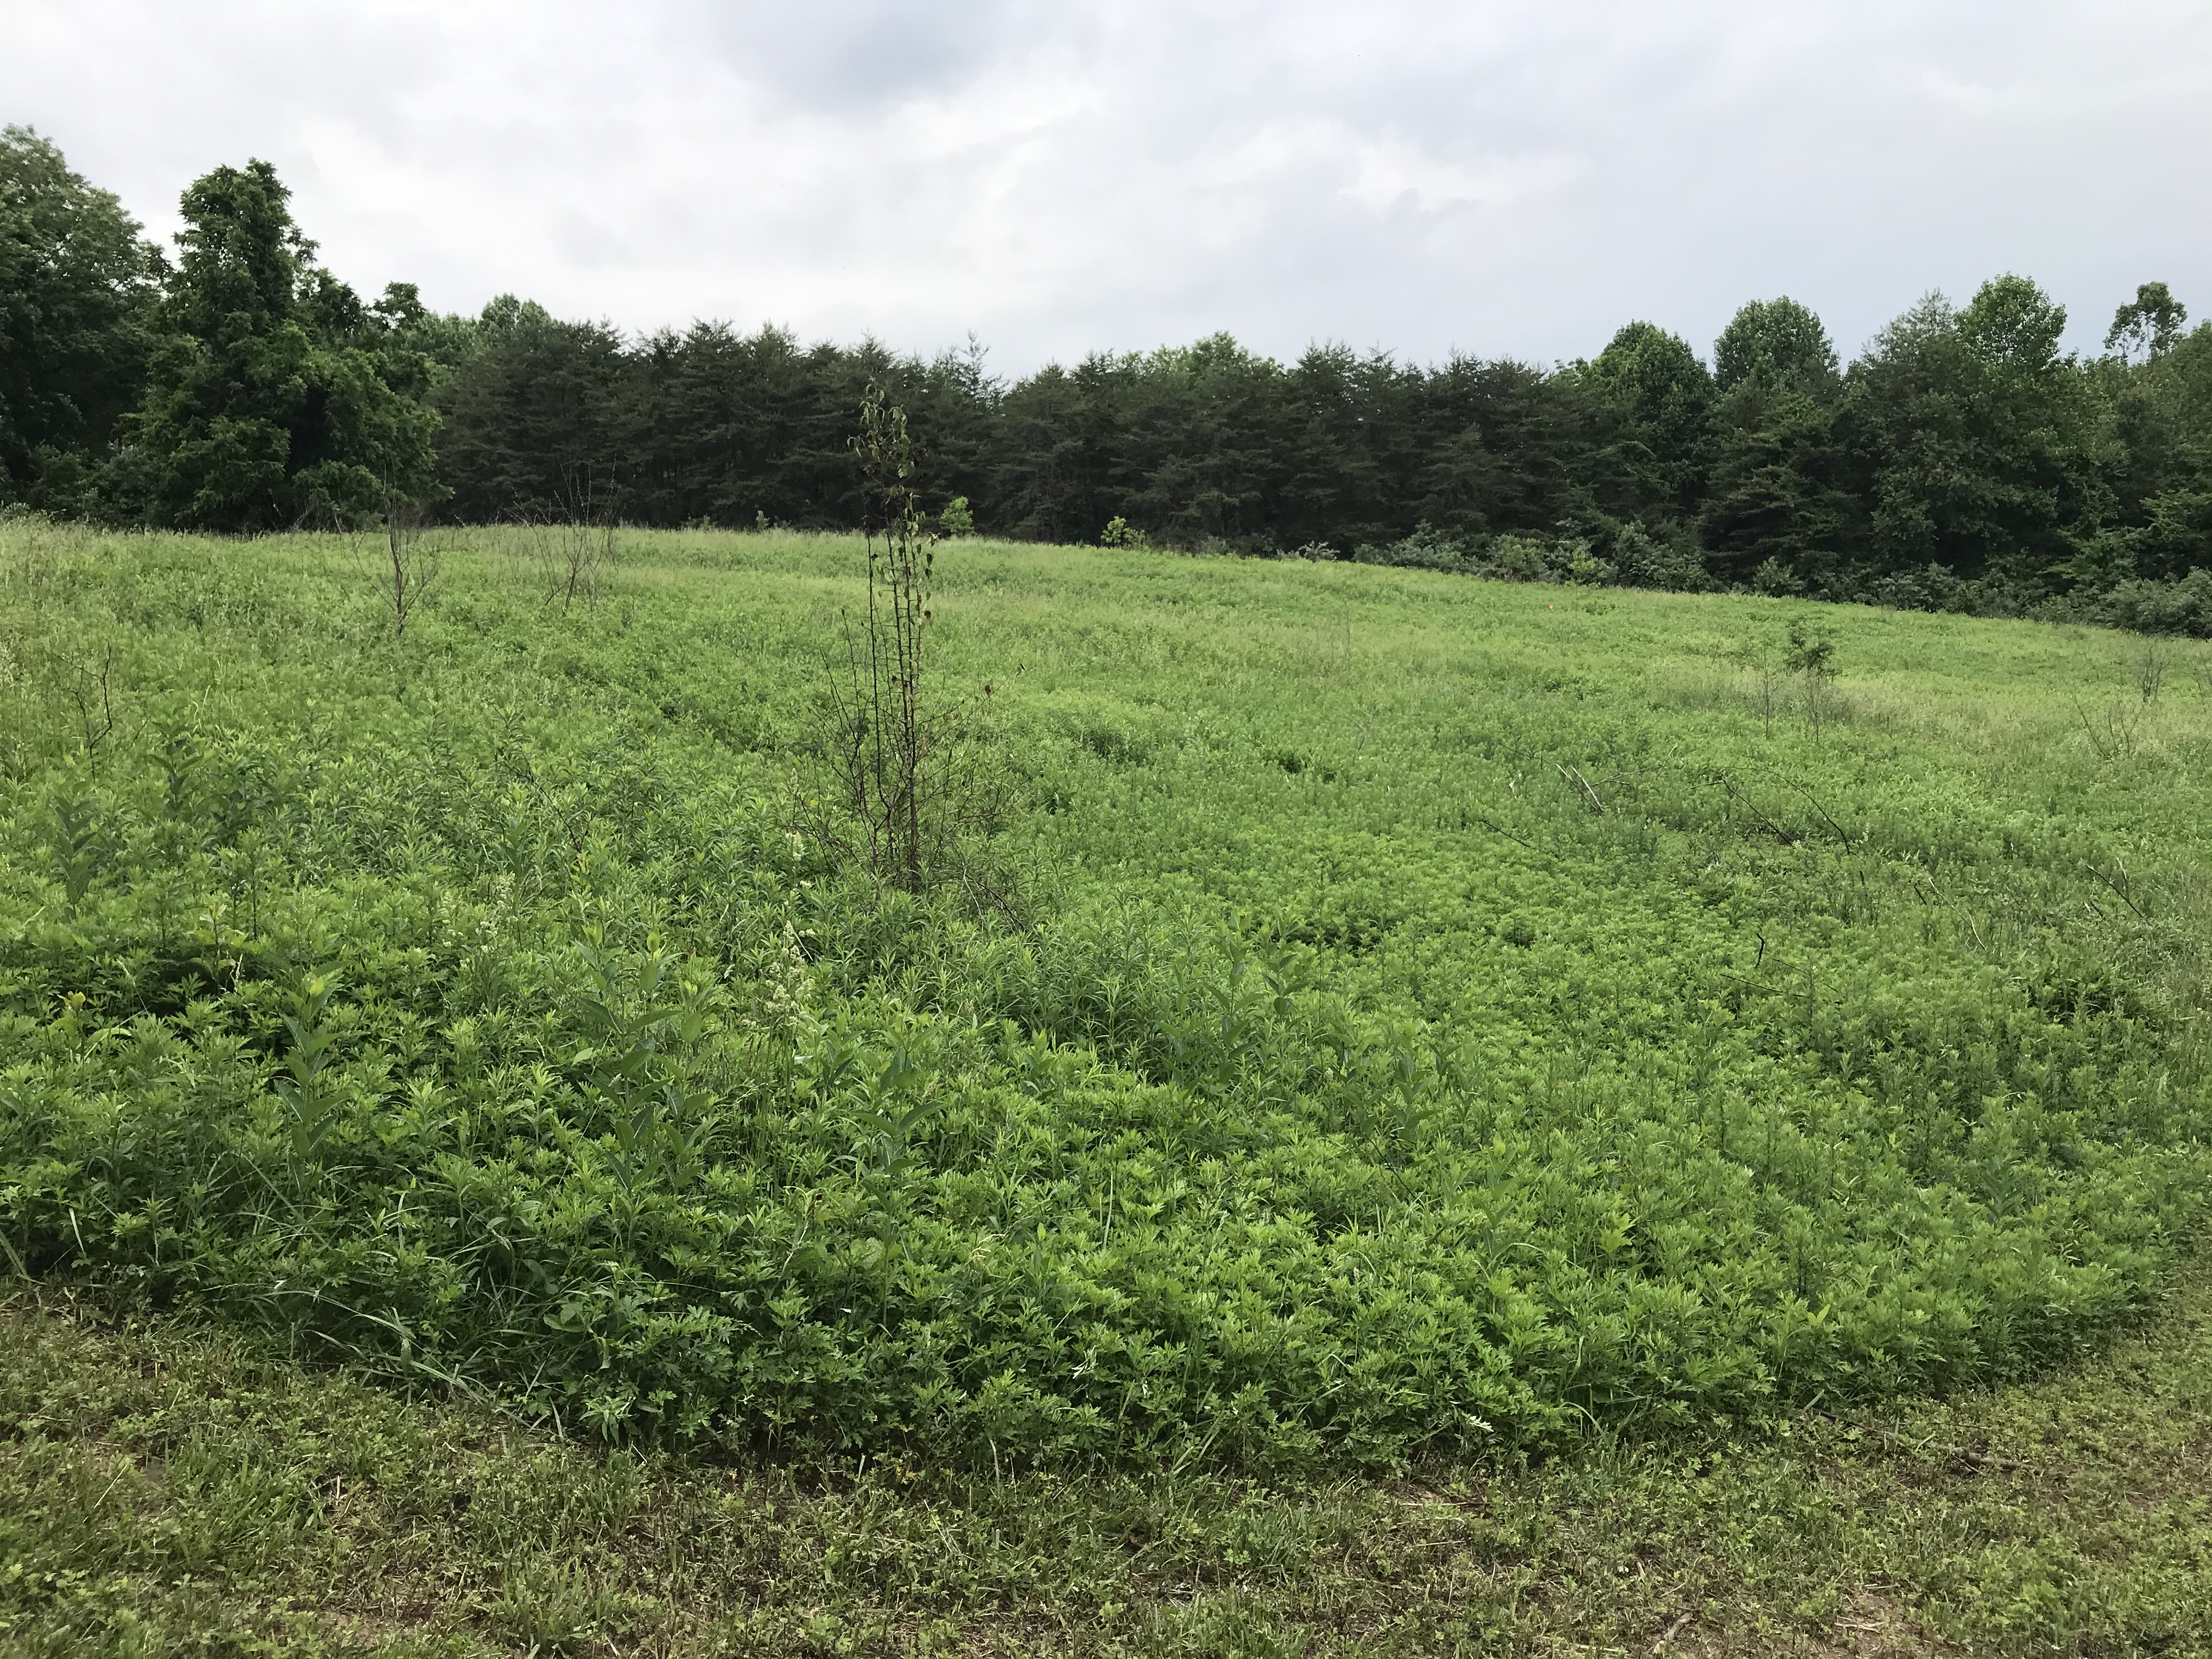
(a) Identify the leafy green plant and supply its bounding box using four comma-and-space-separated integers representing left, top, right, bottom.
1783, 618, 1837, 677
1785, 618, 1841, 735
1752, 556, 1806, 596
273, 972, 341, 1180
44, 791, 106, 911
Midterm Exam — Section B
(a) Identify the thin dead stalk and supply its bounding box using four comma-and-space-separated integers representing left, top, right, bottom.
1475, 815, 1550, 857
518, 470, 621, 613
379, 492, 439, 640
808, 385, 1008, 900
2086, 858, 2150, 921
1557, 761, 1606, 815
60, 646, 117, 778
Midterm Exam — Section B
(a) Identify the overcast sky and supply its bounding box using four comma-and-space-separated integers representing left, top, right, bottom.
7, 0, 2209, 375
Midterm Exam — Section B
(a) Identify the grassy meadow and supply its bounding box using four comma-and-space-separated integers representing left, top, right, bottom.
4, 516, 2212, 1652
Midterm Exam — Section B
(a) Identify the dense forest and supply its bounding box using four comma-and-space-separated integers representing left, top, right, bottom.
4, 128, 2209, 629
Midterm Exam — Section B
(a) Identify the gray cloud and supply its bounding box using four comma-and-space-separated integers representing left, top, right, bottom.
676, 0, 1042, 108
5, 0, 2207, 371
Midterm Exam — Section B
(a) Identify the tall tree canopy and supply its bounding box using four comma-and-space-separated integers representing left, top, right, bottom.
1578, 321, 1714, 517
1843, 276, 2108, 590
6, 136, 2210, 626
0, 127, 160, 504
434, 296, 628, 521
2104, 281, 2187, 365
2103, 309, 2212, 584
126, 159, 437, 529
1699, 298, 1854, 587
1713, 297, 1839, 395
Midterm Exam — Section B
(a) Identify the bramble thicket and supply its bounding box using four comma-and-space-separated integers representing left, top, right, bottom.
4, 128, 2211, 631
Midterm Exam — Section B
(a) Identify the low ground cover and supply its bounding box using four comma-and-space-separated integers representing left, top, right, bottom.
2, 521, 2209, 1485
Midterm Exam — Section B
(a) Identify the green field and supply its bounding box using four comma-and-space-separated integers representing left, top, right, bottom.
5, 519, 2212, 1652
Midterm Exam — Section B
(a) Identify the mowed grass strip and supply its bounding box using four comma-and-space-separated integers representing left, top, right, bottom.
5, 1257, 2210, 1657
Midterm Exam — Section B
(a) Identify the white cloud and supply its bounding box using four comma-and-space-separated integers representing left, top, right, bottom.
4, 0, 2207, 370
1342, 138, 1584, 216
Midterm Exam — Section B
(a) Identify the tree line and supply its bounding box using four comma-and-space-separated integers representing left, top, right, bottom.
4, 128, 2209, 629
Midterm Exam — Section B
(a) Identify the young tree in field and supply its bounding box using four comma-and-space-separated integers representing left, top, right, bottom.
809, 384, 1009, 900
828, 386, 940, 892
0, 127, 161, 506
127, 159, 437, 530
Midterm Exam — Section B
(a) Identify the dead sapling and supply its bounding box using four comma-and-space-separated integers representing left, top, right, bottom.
2072, 691, 2143, 762
1736, 637, 1786, 738
2137, 640, 2166, 704
375, 489, 441, 641
805, 383, 1008, 901
47, 644, 118, 780
519, 469, 621, 613
1556, 761, 1606, 814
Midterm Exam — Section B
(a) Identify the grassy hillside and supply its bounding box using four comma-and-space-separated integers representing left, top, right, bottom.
3, 518, 2211, 1646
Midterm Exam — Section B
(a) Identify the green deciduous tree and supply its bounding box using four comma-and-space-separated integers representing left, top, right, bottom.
2105, 281, 2187, 365
0, 127, 161, 505
1577, 321, 1714, 518
2102, 303, 2212, 584
1842, 277, 2108, 590
126, 159, 437, 530
1714, 297, 1839, 397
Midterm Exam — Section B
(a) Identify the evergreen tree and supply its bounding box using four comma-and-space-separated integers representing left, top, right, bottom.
995, 362, 1104, 542
1577, 321, 1714, 518
1416, 354, 1618, 539
435, 295, 628, 520
1280, 343, 1421, 550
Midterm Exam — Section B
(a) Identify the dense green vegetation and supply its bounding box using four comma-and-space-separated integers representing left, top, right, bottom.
5, 128, 2211, 628
10, 92, 2210, 1659
4, 518, 2209, 1481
